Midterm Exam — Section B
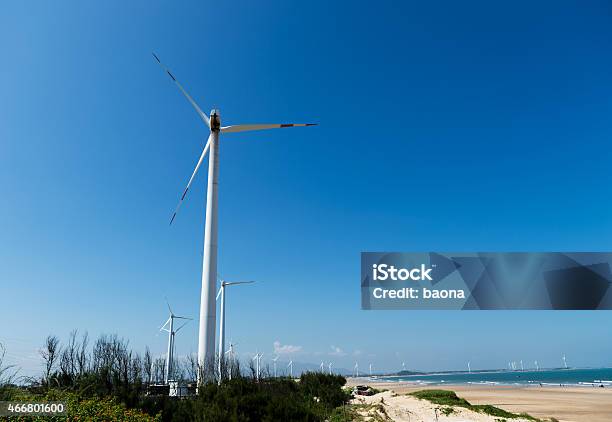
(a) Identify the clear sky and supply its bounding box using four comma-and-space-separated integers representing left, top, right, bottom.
1, 1, 612, 377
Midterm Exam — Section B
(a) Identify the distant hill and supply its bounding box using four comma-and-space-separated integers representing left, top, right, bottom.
394, 370, 425, 376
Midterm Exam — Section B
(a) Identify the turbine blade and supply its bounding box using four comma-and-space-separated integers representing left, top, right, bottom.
159, 317, 171, 332
169, 136, 211, 225
174, 320, 190, 333
165, 297, 173, 315
216, 287, 222, 301
152, 53, 210, 128
221, 123, 317, 133
224, 281, 256, 286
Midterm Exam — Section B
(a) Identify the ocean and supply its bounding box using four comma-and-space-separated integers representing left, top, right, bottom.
376, 367, 612, 387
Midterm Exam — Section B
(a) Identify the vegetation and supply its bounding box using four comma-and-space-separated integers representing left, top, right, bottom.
328, 402, 391, 422
0, 344, 17, 388
410, 389, 541, 420
0, 334, 351, 421
367, 386, 387, 395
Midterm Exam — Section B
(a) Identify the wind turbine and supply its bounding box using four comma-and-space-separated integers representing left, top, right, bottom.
252, 352, 263, 380
354, 362, 359, 377
402, 362, 406, 373
520, 360, 524, 371
159, 300, 192, 384
153, 54, 316, 379
562, 354, 568, 369
252, 353, 259, 380
287, 360, 294, 378
467, 361, 471, 374
369, 363, 372, 377
328, 362, 332, 375
216, 280, 255, 379
535, 360, 539, 371
273, 355, 280, 378
224, 342, 236, 380
320, 361, 325, 372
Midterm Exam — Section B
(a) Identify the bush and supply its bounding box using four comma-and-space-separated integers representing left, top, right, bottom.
134, 374, 350, 421
410, 389, 470, 407
299, 372, 350, 408
0, 390, 159, 422
410, 389, 540, 420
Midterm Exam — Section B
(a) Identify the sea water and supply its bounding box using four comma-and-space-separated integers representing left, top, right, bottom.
376, 368, 612, 387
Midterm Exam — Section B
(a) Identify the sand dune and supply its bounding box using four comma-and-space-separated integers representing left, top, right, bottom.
352, 390, 534, 422
347, 379, 612, 422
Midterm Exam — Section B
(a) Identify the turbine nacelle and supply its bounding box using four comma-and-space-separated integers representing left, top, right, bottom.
210, 109, 221, 131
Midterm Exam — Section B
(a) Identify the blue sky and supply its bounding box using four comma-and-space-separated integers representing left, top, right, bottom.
1, 0, 612, 376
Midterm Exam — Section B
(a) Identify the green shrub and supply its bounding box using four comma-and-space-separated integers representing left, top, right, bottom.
410, 389, 540, 420
410, 389, 470, 407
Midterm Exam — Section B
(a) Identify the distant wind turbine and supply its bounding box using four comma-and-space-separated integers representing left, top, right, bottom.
224, 343, 237, 380
320, 361, 325, 372
252, 352, 263, 380
328, 362, 332, 375
153, 54, 316, 382
534, 360, 539, 371
354, 362, 359, 377
520, 360, 524, 371
273, 355, 280, 378
288, 360, 294, 378
216, 280, 255, 379
467, 361, 471, 374
369, 363, 372, 377
159, 300, 192, 384
562, 354, 568, 369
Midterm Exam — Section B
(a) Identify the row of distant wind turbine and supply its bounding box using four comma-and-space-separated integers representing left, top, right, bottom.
153, 53, 316, 384
505, 354, 568, 372
250, 353, 292, 379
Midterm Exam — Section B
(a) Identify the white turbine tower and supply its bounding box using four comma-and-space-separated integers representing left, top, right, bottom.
216, 280, 255, 379
153, 54, 316, 380
328, 362, 332, 375
535, 360, 539, 371
354, 362, 359, 377
252, 352, 263, 381
467, 361, 471, 374
159, 300, 192, 384
273, 355, 280, 378
369, 363, 372, 377
252, 353, 259, 380
562, 354, 568, 369
320, 361, 325, 372
288, 360, 294, 378
520, 360, 524, 371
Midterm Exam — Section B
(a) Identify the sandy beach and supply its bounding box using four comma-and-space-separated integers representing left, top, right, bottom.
346, 378, 612, 422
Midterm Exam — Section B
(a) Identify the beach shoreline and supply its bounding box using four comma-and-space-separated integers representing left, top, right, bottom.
346, 378, 612, 422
